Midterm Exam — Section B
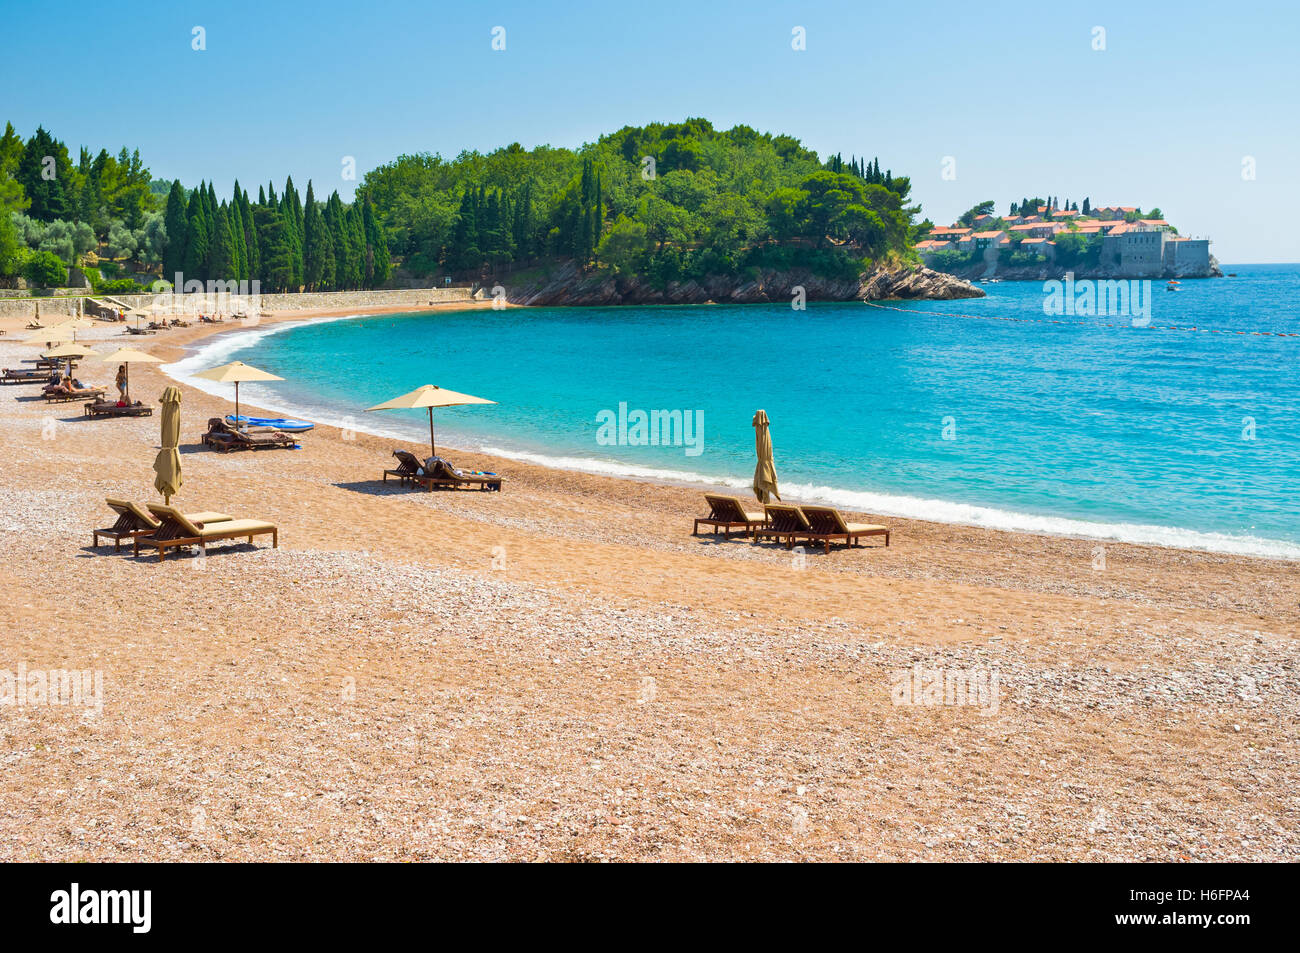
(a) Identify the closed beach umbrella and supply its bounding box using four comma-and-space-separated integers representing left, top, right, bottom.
752, 409, 780, 504
153, 386, 183, 503
366, 384, 496, 457
96, 346, 163, 403
42, 342, 95, 377
191, 361, 285, 431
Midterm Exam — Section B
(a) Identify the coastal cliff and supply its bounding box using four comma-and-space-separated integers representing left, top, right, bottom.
501, 261, 983, 306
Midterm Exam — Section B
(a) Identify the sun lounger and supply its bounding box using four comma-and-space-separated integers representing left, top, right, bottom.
1, 368, 56, 385
134, 503, 278, 562
45, 385, 105, 403
84, 400, 152, 418
752, 502, 815, 549
800, 505, 890, 552
755, 503, 890, 553
414, 455, 502, 491
93, 497, 232, 551
382, 449, 424, 486
202, 417, 297, 452
693, 493, 768, 538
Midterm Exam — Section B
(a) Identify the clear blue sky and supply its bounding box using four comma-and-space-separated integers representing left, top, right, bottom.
2, 0, 1295, 261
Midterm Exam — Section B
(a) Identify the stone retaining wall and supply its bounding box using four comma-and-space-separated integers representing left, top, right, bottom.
0, 287, 474, 319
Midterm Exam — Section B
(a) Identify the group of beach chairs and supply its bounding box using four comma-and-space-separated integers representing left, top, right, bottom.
381, 449, 503, 491
693, 493, 890, 554
201, 417, 298, 453
92, 498, 278, 562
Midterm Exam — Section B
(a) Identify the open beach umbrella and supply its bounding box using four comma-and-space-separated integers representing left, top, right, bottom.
23, 325, 74, 346
42, 342, 95, 377
46, 317, 94, 341
752, 409, 780, 504
96, 346, 162, 403
153, 386, 183, 504
191, 361, 284, 430
366, 384, 496, 457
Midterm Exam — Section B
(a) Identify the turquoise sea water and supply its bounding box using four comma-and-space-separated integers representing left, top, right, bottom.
168, 264, 1300, 558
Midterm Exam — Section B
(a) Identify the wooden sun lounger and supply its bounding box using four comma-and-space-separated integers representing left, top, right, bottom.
752, 502, 814, 549
414, 456, 503, 492
84, 400, 153, 418
754, 503, 890, 553
45, 386, 106, 403
800, 505, 890, 552
93, 497, 232, 551
134, 503, 278, 562
2, 368, 55, 385
693, 493, 768, 538
382, 449, 424, 486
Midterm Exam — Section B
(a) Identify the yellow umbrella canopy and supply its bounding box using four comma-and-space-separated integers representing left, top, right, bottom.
97, 346, 163, 403
752, 409, 780, 504
153, 386, 183, 503
23, 325, 74, 345
42, 342, 95, 376
366, 384, 496, 457
191, 361, 285, 429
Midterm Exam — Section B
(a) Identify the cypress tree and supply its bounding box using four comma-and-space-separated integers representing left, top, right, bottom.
347, 204, 365, 288
208, 205, 236, 280
162, 180, 189, 281
183, 187, 209, 282
302, 180, 325, 291
362, 194, 390, 288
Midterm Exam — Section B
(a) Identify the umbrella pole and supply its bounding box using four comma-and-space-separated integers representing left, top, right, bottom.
429, 407, 436, 457
235, 381, 240, 430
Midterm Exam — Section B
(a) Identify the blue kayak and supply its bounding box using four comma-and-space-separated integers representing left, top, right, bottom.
226, 415, 315, 432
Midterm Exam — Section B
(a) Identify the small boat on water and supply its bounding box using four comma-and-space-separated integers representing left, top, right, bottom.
1167, 280, 1181, 291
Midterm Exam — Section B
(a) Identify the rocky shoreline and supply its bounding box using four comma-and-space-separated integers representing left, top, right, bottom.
502, 261, 984, 306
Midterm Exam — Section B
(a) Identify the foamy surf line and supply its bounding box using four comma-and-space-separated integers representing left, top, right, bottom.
163, 318, 1300, 562
479, 449, 1300, 560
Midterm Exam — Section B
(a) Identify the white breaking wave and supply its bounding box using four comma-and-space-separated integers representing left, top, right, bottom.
163, 317, 1300, 562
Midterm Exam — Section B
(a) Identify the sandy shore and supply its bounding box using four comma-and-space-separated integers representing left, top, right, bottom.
0, 304, 1296, 861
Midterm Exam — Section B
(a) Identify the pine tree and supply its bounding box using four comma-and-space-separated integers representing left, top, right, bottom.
17, 126, 70, 222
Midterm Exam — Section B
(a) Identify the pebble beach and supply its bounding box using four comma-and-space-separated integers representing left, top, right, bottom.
1, 306, 1296, 861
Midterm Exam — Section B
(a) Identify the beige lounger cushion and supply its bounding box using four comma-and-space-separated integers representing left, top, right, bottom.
148, 503, 269, 538
843, 522, 888, 533
193, 518, 276, 538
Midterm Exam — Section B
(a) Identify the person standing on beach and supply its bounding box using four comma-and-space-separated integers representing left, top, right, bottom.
115, 364, 127, 401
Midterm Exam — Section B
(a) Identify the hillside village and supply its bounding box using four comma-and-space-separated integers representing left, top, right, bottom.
915, 202, 1217, 279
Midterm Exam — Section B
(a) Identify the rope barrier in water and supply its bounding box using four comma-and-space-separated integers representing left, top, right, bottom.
861, 300, 1300, 337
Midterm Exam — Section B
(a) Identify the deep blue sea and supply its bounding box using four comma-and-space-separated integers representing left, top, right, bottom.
168, 264, 1300, 558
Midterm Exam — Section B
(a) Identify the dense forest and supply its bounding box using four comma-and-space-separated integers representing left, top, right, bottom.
1, 118, 922, 293
364, 119, 918, 285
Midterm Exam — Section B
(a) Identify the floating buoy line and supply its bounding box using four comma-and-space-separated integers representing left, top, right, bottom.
861, 301, 1300, 338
